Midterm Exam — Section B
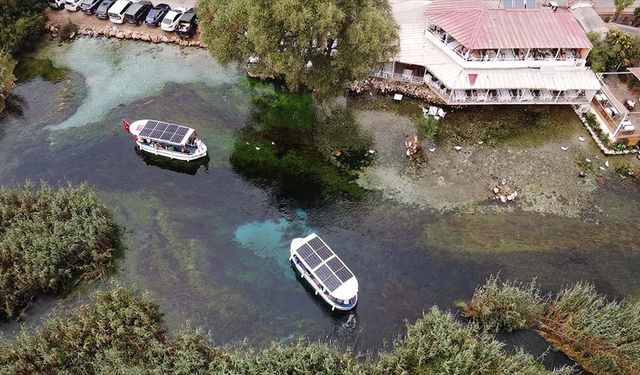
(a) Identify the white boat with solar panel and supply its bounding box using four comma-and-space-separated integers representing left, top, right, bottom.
290, 233, 358, 311
122, 119, 208, 162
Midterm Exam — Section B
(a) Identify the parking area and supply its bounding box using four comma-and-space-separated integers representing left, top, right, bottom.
45, 2, 201, 44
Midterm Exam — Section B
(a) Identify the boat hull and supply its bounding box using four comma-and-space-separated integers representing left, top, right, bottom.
290, 255, 357, 311
137, 142, 207, 162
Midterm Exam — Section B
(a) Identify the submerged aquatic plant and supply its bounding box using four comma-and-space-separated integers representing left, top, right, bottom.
0, 288, 572, 374
0, 182, 117, 320
539, 282, 640, 375
463, 275, 546, 332
230, 88, 371, 201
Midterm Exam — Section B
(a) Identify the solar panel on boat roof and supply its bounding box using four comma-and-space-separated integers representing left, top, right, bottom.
308, 237, 325, 250
146, 120, 158, 129
150, 130, 163, 138
327, 257, 344, 272
315, 265, 333, 281
155, 122, 169, 132
139, 127, 153, 137
165, 124, 178, 133
304, 253, 322, 269
323, 275, 341, 291
335, 267, 354, 282
297, 244, 314, 259
170, 134, 184, 143
315, 246, 333, 260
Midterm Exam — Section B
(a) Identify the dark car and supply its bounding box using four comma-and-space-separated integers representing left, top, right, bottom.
95, 0, 116, 19
176, 8, 197, 39
144, 3, 170, 27
80, 0, 103, 14
124, 1, 153, 25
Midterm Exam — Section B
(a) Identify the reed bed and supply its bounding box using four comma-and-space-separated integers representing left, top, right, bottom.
0, 288, 571, 375
539, 282, 640, 375
463, 275, 546, 332
0, 182, 116, 320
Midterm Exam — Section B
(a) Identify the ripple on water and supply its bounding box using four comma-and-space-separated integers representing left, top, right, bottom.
43, 38, 240, 130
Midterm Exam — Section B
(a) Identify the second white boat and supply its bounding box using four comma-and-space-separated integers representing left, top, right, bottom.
290, 233, 358, 311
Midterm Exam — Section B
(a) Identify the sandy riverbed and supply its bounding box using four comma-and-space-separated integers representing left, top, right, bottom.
355, 109, 639, 218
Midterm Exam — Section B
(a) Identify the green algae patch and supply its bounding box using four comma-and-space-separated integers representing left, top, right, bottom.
421, 210, 640, 254
436, 105, 583, 147
13, 57, 68, 83
348, 95, 583, 148
231, 88, 372, 201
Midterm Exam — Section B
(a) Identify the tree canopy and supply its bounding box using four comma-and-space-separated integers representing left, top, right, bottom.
197, 0, 399, 99
587, 29, 640, 72
0, 0, 46, 54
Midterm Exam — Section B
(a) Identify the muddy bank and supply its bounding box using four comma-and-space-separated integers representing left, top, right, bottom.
354, 108, 639, 218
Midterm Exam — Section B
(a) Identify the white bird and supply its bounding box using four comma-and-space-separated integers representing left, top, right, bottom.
605, 160, 610, 167
255, 147, 261, 150
599, 166, 606, 171
368, 150, 375, 154
560, 146, 569, 151
271, 141, 275, 145
429, 148, 436, 152
454, 146, 462, 151
578, 136, 585, 142
478, 141, 484, 145
586, 158, 592, 163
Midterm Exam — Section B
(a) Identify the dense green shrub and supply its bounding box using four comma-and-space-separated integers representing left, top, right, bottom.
58, 20, 78, 42
0, 0, 46, 54
539, 282, 640, 375
0, 288, 572, 374
0, 182, 117, 319
416, 115, 438, 141
463, 275, 546, 332
587, 30, 640, 72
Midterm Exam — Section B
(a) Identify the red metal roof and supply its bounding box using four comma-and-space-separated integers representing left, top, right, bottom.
426, 0, 592, 50
629, 67, 640, 81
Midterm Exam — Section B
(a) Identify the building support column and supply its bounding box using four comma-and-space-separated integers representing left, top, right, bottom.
555, 90, 562, 102
525, 48, 531, 60
555, 48, 561, 60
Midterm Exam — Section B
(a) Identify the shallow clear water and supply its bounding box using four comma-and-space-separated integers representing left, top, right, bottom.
1, 39, 640, 369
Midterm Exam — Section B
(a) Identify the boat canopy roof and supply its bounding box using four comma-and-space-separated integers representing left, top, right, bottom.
291, 233, 358, 300
130, 119, 194, 145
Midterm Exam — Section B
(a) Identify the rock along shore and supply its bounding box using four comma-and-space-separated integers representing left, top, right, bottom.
45, 22, 207, 48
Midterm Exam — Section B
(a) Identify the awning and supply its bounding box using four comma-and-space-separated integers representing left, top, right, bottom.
628, 67, 640, 81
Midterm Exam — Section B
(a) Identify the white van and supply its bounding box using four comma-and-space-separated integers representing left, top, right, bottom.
65, 0, 83, 11
108, 0, 133, 24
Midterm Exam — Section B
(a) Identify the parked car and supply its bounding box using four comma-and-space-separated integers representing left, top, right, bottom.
160, 7, 185, 32
65, 0, 83, 11
108, 0, 132, 24
80, 0, 103, 14
47, 0, 65, 9
145, 3, 170, 27
95, 0, 116, 19
176, 8, 197, 39
123, 1, 153, 25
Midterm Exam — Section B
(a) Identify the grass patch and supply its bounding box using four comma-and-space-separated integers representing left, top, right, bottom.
0, 287, 571, 374
0, 182, 117, 320
463, 275, 546, 332
13, 56, 68, 83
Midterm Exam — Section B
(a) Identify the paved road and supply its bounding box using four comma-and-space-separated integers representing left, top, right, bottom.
157, 0, 196, 9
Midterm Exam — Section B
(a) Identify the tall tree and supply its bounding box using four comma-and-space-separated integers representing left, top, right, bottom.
586, 29, 640, 72
197, 0, 399, 99
0, 52, 16, 113
614, 0, 634, 21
